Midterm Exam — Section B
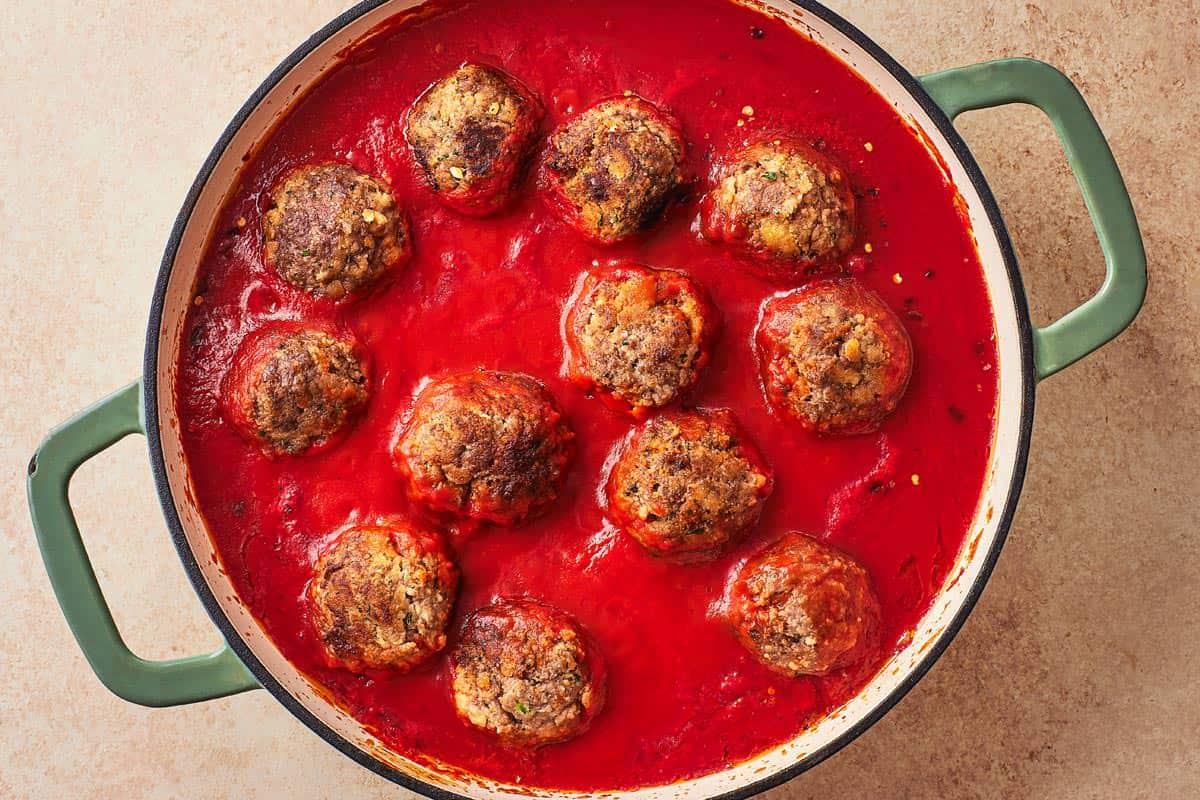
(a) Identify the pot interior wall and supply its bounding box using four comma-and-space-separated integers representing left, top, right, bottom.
152, 1, 1029, 796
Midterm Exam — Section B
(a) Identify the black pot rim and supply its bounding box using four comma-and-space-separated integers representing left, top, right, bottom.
142, 1, 1036, 798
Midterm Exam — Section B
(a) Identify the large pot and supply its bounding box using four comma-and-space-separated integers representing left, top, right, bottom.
27, 1, 1146, 797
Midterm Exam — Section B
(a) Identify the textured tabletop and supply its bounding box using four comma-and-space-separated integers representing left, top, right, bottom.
1, 1, 1196, 798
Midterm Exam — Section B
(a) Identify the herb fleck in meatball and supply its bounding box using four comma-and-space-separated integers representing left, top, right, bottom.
230, 329, 368, 454
565, 264, 717, 416
756, 279, 912, 434
308, 525, 459, 673
394, 371, 574, 526
542, 96, 686, 243
263, 163, 411, 299
406, 64, 543, 215
450, 599, 605, 747
728, 532, 880, 677
701, 139, 855, 267
606, 409, 773, 560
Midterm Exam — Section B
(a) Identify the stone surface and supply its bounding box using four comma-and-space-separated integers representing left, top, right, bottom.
0, 1, 1195, 798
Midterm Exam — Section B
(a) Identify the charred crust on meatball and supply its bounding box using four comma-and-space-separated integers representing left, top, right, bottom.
308, 525, 459, 673
541, 96, 686, 243
728, 532, 880, 677
406, 63, 544, 215
263, 163, 410, 299
450, 599, 605, 747
606, 408, 773, 560
564, 264, 717, 416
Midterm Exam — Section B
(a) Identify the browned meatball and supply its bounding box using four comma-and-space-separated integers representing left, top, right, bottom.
394, 371, 574, 526
756, 279, 913, 435
450, 599, 605, 747
606, 409, 773, 560
406, 64, 543, 215
263, 163, 411, 300
564, 264, 718, 416
308, 525, 459, 673
229, 329, 368, 454
701, 139, 855, 267
541, 96, 686, 243
728, 532, 880, 677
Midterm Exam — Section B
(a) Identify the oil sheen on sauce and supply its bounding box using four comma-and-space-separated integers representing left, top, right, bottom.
175, 0, 999, 790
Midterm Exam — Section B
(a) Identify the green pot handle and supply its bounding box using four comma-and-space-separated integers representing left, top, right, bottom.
26, 380, 260, 707
919, 58, 1147, 380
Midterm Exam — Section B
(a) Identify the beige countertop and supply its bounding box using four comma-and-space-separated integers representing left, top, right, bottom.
1, 1, 1196, 797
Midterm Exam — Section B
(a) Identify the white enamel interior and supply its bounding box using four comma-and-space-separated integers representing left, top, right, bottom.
152, 1, 1028, 797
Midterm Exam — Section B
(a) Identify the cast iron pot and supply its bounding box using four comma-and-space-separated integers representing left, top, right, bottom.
27, 1, 1146, 797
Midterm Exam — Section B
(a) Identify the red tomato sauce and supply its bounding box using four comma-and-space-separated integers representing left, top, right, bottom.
175, 0, 999, 790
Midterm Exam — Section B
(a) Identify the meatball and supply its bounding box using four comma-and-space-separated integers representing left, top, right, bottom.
756, 279, 913, 434
394, 371, 574, 526
701, 139, 855, 267
450, 599, 605, 747
406, 64, 543, 215
230, 329, 368, 454
263, 163, 410, 300
606, 409, 773, 560
564, 264, 717, 416
308, 525, 459, 673
541, 96, 686, 243
728, 532, 880, 677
